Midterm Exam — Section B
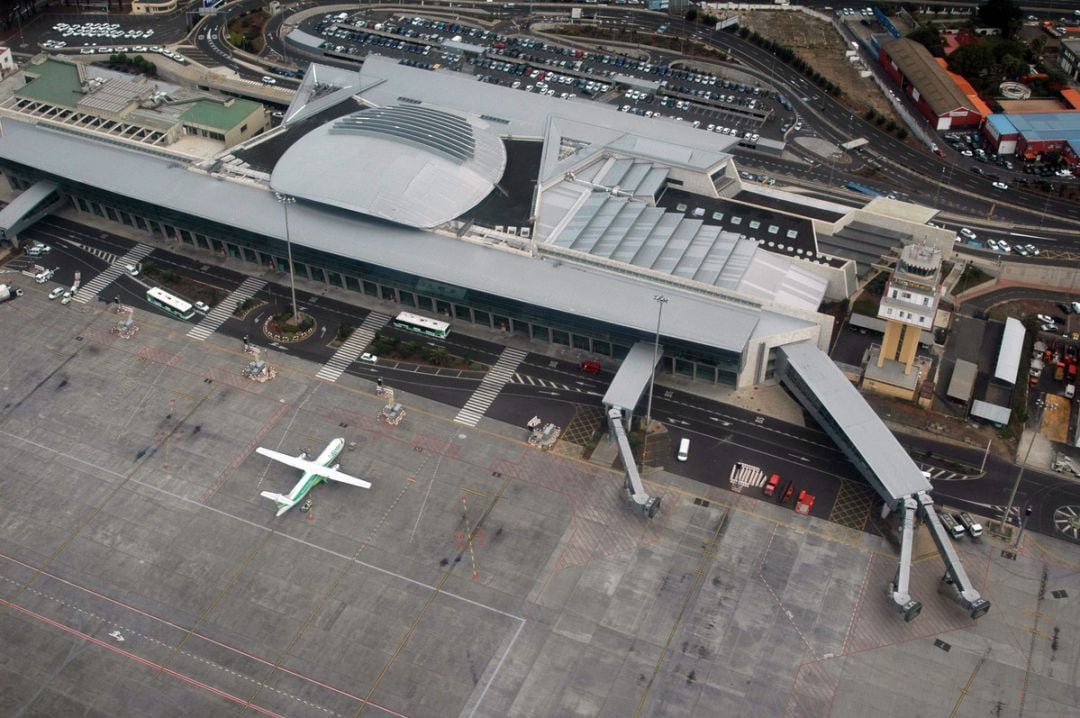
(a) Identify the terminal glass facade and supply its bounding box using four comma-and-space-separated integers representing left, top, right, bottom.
1, 163, 744, 384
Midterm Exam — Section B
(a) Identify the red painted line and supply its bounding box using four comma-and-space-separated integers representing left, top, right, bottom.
0, 597, 286, 718
0, 551, 411, 718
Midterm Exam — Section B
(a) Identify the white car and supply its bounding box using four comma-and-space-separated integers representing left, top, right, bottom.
194, 301, 210, 313
359, 353, 378, 364
1037, 314, 1054, 324
987, 239, 999, 251
959, 227, 976, 240
992, 181, 1008, 190
60, 291, 73, 305
998, 240, 1012, 253
125, 263, 140, 276
48, 287, 65, 300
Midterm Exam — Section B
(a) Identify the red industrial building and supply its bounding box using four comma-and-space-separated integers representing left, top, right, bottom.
879, 38, 990, 130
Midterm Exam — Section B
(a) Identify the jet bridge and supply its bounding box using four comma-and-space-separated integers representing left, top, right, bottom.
777, 341, 989, 621
607, 408, 660, 518
603, 341, 663, 518
0, 180, 63, 245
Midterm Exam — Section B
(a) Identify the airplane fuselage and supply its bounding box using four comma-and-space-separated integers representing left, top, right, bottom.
285, 438, 345, 503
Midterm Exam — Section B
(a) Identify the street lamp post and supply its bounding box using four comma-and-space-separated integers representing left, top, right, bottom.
274, 192, 300, 324
1000, 401, 1045, 535
643, 295, 668, 436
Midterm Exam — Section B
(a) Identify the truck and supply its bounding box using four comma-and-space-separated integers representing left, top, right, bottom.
0, 283, 24, 302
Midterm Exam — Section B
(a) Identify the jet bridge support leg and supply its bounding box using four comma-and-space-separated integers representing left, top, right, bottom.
916, 492, 991, 620
889, 496, 923, 622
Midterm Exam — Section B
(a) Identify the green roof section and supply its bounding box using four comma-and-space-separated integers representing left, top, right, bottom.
179, 98, 261, 130
16, 59, 84, 109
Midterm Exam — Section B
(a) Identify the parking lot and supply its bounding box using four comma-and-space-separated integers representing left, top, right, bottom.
303, 11, 796, 144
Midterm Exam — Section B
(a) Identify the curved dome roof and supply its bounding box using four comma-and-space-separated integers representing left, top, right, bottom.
270, 105, 507, 229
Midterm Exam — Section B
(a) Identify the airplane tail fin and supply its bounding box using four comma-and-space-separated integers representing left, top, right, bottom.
260, 491, 296, 517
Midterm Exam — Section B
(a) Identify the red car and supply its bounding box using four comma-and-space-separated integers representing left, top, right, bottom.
580, 360, 601, 374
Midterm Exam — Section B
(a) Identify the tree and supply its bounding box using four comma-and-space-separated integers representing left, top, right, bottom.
907, 25, 944, 57
947, 42, 997, 79
685, 7, 698, 22
1000, 54, 1026, 79
977, 0, 1022, 39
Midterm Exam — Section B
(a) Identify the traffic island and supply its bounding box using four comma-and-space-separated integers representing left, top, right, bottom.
263, 310, 316, 343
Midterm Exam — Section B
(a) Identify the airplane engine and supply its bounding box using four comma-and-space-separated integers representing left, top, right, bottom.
332, 463, 340, 471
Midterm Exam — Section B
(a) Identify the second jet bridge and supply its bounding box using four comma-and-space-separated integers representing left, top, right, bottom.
776, 341, 989, 622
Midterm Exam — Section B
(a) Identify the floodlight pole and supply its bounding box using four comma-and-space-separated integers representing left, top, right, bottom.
1000, 403, 1044, 535
275, 193, 299, 323
643, 295, 668, 436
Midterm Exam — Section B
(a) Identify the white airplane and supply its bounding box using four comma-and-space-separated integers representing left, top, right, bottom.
256, 437, 370, 516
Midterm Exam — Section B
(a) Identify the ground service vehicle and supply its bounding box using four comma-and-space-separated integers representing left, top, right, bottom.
763, 473, 780, 497
0, 283, 24, 302
392, 311, 450, 338
954, 512, 983, 539
938, 511, 965, 539
146, 287, 194, 319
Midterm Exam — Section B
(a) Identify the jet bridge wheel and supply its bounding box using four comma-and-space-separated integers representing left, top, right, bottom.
901, 600, 922, 623
968, 598, 991, 620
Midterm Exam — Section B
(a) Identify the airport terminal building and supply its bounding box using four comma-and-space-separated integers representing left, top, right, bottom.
0, 53, 991, 619
0, 56, 946, 388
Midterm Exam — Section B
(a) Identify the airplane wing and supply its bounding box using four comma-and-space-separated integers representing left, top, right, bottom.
256, 446, 313, 472
256, 447, 372, 489
322, 468, 372, 489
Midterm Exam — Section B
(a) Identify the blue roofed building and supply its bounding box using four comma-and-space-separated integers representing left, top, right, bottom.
983, 111, 1080, 165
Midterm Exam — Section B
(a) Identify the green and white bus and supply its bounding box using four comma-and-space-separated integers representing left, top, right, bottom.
146, 287, 195, 320
392, 311, 450, 338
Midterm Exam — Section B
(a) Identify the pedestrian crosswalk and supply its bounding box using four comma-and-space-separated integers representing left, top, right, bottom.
455, 347, 528, 427
315, 311, 391, 382
73, 243, 155, 304
187, 276, 265, 341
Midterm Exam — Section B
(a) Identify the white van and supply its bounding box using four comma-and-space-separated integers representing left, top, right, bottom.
676, 438, 690, 462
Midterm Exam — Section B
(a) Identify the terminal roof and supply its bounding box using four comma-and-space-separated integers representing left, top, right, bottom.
0, 119, 815, 354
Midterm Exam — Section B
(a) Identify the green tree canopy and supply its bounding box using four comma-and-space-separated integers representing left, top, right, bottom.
907, 26, 944, 57
948, 42, 998, 79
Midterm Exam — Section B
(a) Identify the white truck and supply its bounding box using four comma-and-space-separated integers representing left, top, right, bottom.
0, 283, 25, 302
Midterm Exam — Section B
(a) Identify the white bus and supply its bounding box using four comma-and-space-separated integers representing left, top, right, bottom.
392, 311, 450, 338
146, 287, 195, 320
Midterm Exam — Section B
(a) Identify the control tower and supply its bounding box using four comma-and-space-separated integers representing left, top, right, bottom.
864, 244, 941, 401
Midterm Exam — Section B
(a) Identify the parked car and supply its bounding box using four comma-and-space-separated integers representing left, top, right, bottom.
48, 287, 64, 300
